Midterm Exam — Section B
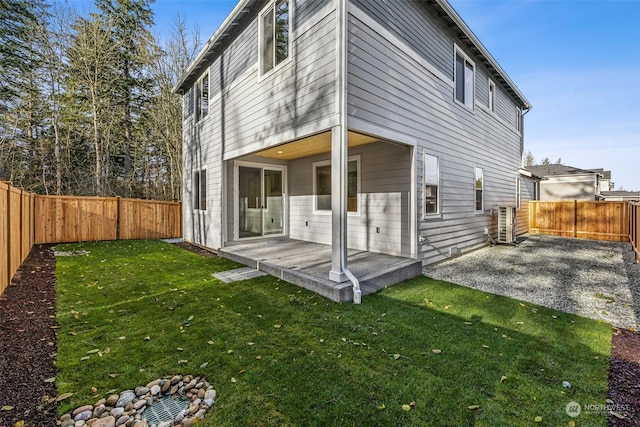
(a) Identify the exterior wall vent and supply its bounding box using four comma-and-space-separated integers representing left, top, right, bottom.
497, 206, 516, 244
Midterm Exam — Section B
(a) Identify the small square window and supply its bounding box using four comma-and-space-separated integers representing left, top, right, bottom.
313, 158, 359, 213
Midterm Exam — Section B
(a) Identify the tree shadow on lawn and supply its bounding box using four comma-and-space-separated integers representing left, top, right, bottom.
197, 275, 611, 427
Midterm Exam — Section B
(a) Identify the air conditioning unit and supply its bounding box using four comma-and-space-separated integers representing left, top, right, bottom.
497, 206, 516, 244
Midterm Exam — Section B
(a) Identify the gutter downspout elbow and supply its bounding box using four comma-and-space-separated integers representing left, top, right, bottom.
345, 268, 361, 304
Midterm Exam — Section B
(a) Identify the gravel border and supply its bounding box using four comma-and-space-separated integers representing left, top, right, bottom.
423, 234, 640, 330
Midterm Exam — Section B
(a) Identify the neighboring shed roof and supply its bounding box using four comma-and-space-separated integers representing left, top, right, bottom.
526, 164, 603, 177
173, 0, 532, 110
601, 191, 640, 198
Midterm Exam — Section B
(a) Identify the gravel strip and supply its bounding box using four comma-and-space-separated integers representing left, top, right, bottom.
423, 234, 640, 330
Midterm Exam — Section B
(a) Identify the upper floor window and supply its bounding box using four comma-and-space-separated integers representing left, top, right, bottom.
474, 166, 484, 211
455, 47, 475, 109
260, 0, 290, 75
488, 80, 496, 112
196, 73, 209, 122
185, 87, 194, 118
424, 153, 439, 215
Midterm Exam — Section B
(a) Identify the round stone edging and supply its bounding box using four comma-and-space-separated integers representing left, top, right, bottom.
57, 374, 216, 427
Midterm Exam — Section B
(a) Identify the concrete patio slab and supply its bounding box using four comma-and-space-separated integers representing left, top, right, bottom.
219, 240, 422, 302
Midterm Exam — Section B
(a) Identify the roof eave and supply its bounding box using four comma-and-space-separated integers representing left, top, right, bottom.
433, 0, 532, 110
173, 0, 256, 94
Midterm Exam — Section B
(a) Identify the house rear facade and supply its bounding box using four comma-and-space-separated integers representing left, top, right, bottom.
175, 0, 530, 277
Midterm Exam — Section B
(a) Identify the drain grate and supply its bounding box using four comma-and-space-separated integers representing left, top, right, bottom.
142, 396, 190, 425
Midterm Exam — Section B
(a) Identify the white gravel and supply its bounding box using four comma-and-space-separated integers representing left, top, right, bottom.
423, 234, 640, 330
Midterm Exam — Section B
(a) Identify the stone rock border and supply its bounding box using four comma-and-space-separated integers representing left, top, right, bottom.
57, 374, 216, 427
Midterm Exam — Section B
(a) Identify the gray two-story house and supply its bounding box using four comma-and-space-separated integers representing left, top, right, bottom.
175, 0, 531, 301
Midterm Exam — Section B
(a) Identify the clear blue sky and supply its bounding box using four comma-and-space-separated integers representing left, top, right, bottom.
151, 0, 640, 191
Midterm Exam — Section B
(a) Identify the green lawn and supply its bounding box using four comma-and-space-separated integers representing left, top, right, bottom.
54, 240, 611, 426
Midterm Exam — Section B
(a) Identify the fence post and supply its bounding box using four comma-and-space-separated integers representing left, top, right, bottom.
116, 197, 121, 241
4, 183, 10, 289
573, 200, 578, 238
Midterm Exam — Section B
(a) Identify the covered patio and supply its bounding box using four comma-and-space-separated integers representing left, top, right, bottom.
219, 239, 422, 302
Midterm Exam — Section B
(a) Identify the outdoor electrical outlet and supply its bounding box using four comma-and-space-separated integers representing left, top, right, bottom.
376, 227, 381, 234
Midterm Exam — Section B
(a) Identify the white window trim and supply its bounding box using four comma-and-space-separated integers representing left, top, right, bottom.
423, 152, 440, 219
195, 72, 209, 123
193, 167, 207, 212
474, 165, 484, 213
312, 155, 361, 216
516, 106, 522, 132
488, 78, 496, 113
516, 176, 522, 209
454, 43, 475, 111
258, 0, 293, 79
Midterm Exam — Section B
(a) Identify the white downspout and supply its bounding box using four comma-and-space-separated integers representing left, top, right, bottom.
337, 0, 361, 304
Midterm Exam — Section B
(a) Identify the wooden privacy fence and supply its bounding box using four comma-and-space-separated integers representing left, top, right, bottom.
1, 182, 36, 295
630, 201, 640, 262
529, 200, 629, 242
1, 181, 182, 296
35, 196, 182, 243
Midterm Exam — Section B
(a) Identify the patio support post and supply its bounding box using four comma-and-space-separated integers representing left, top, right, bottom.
329, 125, 348, 283
329, 0, 349, 283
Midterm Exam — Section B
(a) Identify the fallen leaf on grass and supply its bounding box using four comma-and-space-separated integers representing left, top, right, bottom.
482, 344, 490, 349
274, 324, 282, 329
432, 349, 442, 354
14, 420, 24, 427
500, 376, 507, 383
80, 356, 90, 361
401, 404, 411, 411
44, 377, 56, 383
393, 354, 401, 360
468, 405, 480, 410
611, 411, 626, 420
534, 416, 542, 422
55, 393, 73, 402
1, 406, 14, 411
109, 374, 117, 378
376, 404, 385, 410
230, 377, 237, 384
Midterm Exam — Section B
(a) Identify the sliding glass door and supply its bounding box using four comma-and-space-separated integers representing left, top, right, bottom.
238, 165, 284, 238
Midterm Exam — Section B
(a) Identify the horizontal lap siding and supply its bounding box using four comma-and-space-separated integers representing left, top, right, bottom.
348, 1, 522, 265
223, 11, 337, 156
